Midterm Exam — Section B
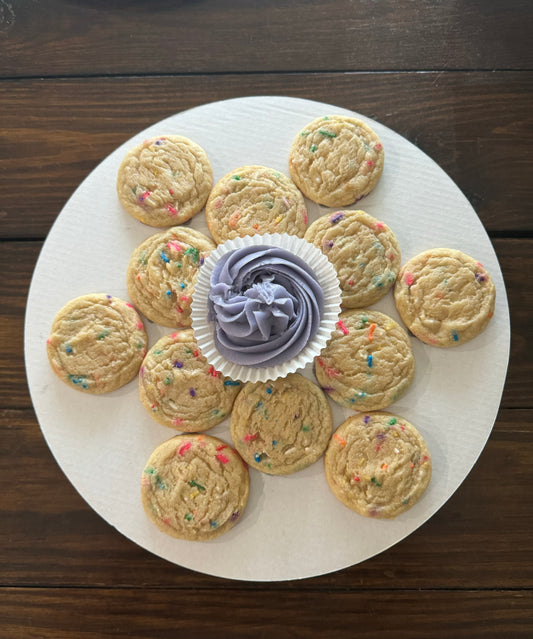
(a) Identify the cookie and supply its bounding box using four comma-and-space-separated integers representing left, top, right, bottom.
116, 135, 213, 227
139, 330, 241, 432
46, 293, 147, 394
324, 412, 431, 518
304, 210, 401, 308
141, 434, 249, 541
127, 227, 215, 328
288, 115, 384, 207
394, 248, 496, 347
230, 374, 332, 475
314, 309, 414, 411
205, 165, 308, 243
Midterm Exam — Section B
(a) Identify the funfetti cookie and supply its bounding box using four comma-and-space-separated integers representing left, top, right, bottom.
127, 226, 215, 329
46, 294, 147, 394
205, 165, 308, 244
139, 330, 241, 432
324, 412, 432, 518
141, 434, 249, 541
314, 309, 415, 412
230, 374, 332, 475
116, 135, 213, 227
394, 248, 496, 347
288, 115, 384, 207
304, 210, 401, 308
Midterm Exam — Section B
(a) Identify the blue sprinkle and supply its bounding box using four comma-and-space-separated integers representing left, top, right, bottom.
160, 251, 170, 263
166, 290, 172, 297
452, 330, 459, 342
210, 520, 218, 528
173, 360, 183, 368
180, 282, 186, 289
266, 388, 273, 394
254, 453, 263, 463
272, 440, 278, 446
65, 345, 72, 354
224, 380, 241, 386
330, 212, 345, 224
367, 354, 373, 367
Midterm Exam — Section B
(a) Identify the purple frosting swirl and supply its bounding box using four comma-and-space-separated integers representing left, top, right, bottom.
208, 245, 324, 367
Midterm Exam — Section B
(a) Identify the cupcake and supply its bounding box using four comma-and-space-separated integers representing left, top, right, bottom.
191, 233, 341, 383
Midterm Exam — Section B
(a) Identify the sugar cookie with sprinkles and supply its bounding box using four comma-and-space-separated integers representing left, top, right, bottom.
116, 135, 213, 227
324, 412, 431, 518
141, 434, 249, 541
46, 293, 147, 394
394, 248, 496, 347
205, 165, 308, 243
230, 373, 332, 475
127, 226, 215, 328
304, 210, 400, 308
139, 330, 241, 432
288, 115, 384, 207
314, 309, 414, 411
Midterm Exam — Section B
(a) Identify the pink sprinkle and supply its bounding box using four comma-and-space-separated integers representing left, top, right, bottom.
46, 338, 51, 344
140, 366, 145, 377
348, 279, 354, 286
336, 320, 349, 335
169, 189, 174, 195
375, 221, 384, 230
215, 197, 223, 209
167, 241, 181, 252
208, 365, 219, 377
180, 295, 189, 302
139, 190, 151, 202
166, 204, 178, 215
173, 417, 183, 426
477, 261, 484, 268
282, 196, 290, 207
176, 307, 183, 314
193, 350, 199, 357
170, 332, 178, 339
353, 475, 360, 482
136, 321, 143, 330
216, 453, 229, 464
178, 442, 191, 456
163, 517, 171, 526
216, 444, 228, 451
405, 273, 414, 287
125, 302, 133, 308
244, 433, 258, 442
367, 160, 374, 167
375, 143, 383, 151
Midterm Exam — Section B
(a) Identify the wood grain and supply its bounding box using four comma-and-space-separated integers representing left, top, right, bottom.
3, 239, 530, 409
1, 0, 532, 77
1, 72, 531, 239
1, 587, 531, 638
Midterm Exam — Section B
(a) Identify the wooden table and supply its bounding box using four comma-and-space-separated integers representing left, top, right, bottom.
1, 1, 532, 636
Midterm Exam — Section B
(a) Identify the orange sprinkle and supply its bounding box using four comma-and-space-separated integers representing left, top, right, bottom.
229, 212, 240, 226
368, 323, 376, 341
381, 463, 388, 471
333, 433, 346, 447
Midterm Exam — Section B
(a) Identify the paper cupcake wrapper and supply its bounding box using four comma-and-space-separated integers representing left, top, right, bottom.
191, 233, 342, 383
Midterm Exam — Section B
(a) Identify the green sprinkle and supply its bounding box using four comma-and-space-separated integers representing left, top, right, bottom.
176, 262, 182, 268
184, 513, 193, 521
302, 425, 312, 432
153, 349, 163, 355
189, 480, 205, 491
97, 330, 110, 340
155, 475, 165, 490
388, 418, 397, 425
232, 175, 241, 180
300, 130, 310, 137
271, 171, 282, 177
184, 247, 199, 263
144, 467, 156, 475
137, 342, 144, 349
264, 200, 274, 209
371, 477, 382, 487
323, 116, 329, 120
138, 250, 148, 265
310, 144, 317, 152
164, 377, 172, 385
319, 129, 336, 138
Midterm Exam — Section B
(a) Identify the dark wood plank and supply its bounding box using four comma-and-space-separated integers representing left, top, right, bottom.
1, 408, 531, 589
1, 73, 532, 238
2, 238, 529, 409
1, 0, 532, 77
0, 587, 531, 639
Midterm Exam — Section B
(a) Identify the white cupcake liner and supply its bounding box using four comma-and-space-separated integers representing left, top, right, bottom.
191, 233, 342, 383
